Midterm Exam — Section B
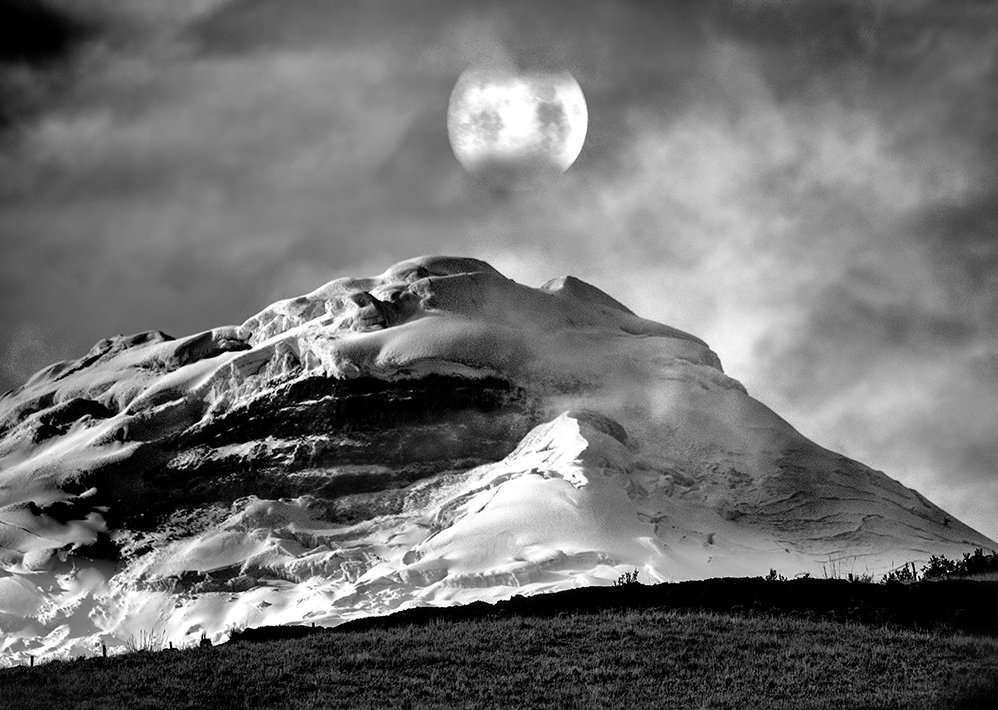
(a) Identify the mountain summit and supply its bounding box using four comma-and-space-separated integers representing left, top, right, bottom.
0, 256, 992, 662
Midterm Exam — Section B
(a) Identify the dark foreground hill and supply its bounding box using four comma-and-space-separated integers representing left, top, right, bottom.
2, 577, 997, 710
235, 575, 998, 641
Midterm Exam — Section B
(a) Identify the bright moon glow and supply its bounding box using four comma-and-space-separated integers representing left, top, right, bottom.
447, 69, 588, 189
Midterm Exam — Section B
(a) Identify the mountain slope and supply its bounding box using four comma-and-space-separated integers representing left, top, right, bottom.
0, 255, 992, 663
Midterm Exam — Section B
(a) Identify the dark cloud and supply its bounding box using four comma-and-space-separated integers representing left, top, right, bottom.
0, 0, 90, 65
0, 0, 88, 129
1, 0, 997, 540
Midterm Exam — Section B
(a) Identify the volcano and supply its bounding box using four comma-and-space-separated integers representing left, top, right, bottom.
0, 256, 992, 663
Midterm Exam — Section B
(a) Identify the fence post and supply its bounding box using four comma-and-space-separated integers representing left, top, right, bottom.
102, 644, 107, 658
29, 656, 34, 668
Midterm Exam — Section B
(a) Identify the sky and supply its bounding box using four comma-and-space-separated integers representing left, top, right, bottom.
1, 0, 997, 543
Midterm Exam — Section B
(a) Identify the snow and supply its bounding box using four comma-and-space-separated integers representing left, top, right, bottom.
0, 255, 994, 665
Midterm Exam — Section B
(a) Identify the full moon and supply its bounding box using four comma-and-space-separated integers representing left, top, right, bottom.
447, 69, 588, 190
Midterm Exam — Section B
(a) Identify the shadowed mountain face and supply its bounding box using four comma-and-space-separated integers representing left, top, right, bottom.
127, 375, 537, 527
0, 255, 992, 664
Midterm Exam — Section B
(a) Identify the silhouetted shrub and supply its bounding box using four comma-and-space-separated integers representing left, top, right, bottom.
121, 629, 166, 653
922, 548, 998, 579
613, 570, 640, 587
923, 554, 959, 579
881, 562, 918, 584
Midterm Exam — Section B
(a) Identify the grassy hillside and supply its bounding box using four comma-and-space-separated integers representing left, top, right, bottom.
3, 579, 997, 709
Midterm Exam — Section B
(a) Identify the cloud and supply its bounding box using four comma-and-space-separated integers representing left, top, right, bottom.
0, 0, 88, 66
1, 0, 996, 542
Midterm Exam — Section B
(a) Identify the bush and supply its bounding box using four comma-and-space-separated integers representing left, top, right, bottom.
922, 554, 960, 579
613, 570, 640, 587
881, 562, 919, 584
922, 548, 998, 579
121, 629, 167, 654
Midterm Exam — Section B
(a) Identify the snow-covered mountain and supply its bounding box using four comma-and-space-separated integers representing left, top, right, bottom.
0, 255, 992, 663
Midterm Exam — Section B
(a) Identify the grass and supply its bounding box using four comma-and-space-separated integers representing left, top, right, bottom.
2, 608, 997, 709
121, 628, 168, 654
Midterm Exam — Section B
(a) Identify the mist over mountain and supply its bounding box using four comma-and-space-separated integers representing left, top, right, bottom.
0, 256, 991, 665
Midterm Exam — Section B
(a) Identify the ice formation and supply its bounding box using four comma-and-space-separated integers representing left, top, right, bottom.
0, 256, 992, 664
